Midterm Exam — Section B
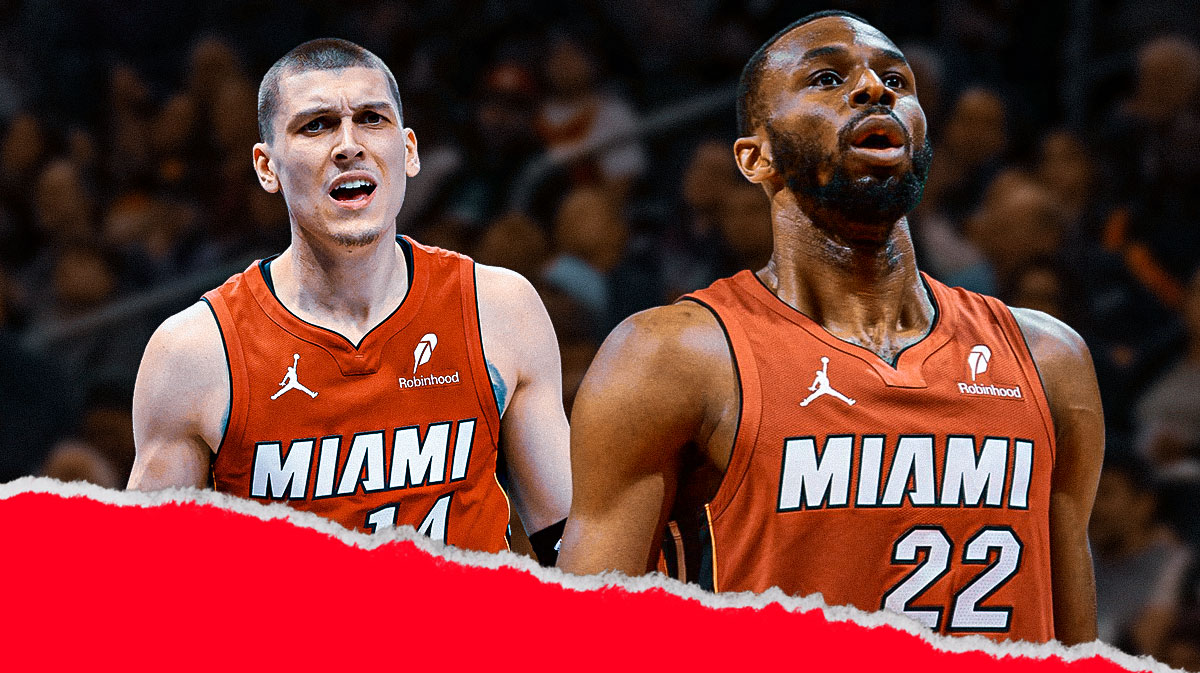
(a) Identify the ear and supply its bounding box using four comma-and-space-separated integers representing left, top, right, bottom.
404, 128, 420, 178
733, 135, 774, 184
253, 143, 280, 193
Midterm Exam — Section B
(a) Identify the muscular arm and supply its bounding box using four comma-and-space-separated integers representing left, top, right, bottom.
1013, 308, 1104, 645
557, 303, 730, 576
476, 266, 571, 540
127, 302, 230, 491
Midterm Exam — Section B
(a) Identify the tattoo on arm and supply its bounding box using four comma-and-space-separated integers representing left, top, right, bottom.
486, 359, 508, 417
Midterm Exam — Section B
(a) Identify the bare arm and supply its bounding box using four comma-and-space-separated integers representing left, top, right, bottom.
1013, 307, 1104, 645
127, 302, 229, 490
476, 265, 571, 535
557, 303, 729, 576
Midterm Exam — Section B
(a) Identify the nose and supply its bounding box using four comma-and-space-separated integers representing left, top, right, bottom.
331, 119, 364, 162
850, 69, 896, 109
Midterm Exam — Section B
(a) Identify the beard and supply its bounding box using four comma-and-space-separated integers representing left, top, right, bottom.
766, 111, 933, 244
331, 228, 383, 248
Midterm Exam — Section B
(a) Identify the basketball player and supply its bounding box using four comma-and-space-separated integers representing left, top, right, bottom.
558, 11, 1103, 643
128, 39, 570, 563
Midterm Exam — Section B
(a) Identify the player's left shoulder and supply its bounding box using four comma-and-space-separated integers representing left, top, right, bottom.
1008, 307, 1092, 373
474, 263, 557, 365
474, 263, 546, 321
1008, 307, 1100, 417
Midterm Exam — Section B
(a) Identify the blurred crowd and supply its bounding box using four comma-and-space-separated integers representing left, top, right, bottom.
0, 0, 1198, 663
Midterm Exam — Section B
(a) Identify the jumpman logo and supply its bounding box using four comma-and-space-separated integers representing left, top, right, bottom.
800, 357, 855, 407
271, 353, 318, 400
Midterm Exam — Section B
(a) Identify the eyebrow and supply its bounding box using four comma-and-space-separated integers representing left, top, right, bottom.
800, 45, 908, 64
289, 100, 396, 123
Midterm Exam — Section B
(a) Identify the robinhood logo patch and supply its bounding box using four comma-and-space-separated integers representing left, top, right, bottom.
400, 333, 461, 389
413, 333, 437, 374
957, 382, 1022, 399
958, 343, 1021, 399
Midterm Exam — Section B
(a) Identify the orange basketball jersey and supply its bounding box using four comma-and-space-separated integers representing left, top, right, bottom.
201, 237, 509, 552
683, 271, 1056, 642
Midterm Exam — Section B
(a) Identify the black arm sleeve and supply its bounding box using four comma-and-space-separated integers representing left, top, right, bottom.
528, 519, 566, 567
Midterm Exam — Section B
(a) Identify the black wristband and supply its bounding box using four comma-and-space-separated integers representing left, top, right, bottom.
528, 518, 567, 567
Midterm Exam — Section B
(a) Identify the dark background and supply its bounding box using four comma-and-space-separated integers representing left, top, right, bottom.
0, 0, 1197, 664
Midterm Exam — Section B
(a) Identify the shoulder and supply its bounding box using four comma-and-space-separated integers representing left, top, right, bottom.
573, 302, 733, 445
474, 264, 551, 347
134, 301, 229, 446
473, 264, 558, 388
1008, 307, 1100, 426
138, 301, 228, 409
1008, 307, 1092, 375
586, 302, 731, 400
474, 263, 542, 314
603, 300, 728, 360
149, 301, 226, 364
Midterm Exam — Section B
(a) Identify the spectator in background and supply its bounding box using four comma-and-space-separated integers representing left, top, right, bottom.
536, 34, 647, 201
1135, 269, 1200, 478
1090, 455, 1192, 654
543, 186, 627, 334
104, 64, 155, 188
921, 86, 1009, 224
150, 92, 199, 189
1100, 35, 1200, 313
1037, 130, 1097, 228
1009, 259, 1068, 323
41, 441, 121, 488
897, 42, 945, 131
715, 183, 773, 274
965, 170, 1066, 298
0, 269, 73, 482
444, 62, 544, 227
662, 139, 742, 299
473, 212, 551, 281
0, 113, 45, 269
41, 380, 135, 487
1158, 610, 1200, 671
16, 158, 101, 320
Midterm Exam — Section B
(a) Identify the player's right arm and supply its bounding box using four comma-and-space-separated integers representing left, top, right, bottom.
127, 302, 230, 490
557, 303, 728, 576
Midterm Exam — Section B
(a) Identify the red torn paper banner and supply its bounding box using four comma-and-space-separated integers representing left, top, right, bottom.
0, 480, 1162, 672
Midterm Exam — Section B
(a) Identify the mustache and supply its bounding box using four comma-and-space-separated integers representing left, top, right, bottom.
838, 105, 911, 148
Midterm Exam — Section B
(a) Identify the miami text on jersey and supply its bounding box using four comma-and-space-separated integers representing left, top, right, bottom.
777, 434, 1034, 511
250, 418, 478, 500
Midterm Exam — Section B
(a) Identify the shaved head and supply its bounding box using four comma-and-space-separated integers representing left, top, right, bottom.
257, 38, 402, 143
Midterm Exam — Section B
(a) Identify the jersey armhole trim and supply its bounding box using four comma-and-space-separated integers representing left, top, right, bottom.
466, 261, 503, 446
677, 296, 761, 523
990, 300, 1058, 466
201, 296, 236, 459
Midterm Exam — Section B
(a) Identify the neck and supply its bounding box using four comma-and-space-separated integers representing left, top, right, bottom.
758, 194, 935, 363
270, 222, 408, 344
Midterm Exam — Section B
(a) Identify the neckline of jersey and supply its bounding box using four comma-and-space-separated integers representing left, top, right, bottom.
252, 235, 424, 352
740, 269, 953, 387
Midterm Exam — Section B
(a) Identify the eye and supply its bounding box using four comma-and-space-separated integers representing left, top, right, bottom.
813, 71, 844, 87
302, 118, 330, 133
361, 111, 385, 125
883, 73, 906, 88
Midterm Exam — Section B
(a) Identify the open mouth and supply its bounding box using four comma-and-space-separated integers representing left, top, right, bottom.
848, 116, 906, 151
855, 133, 898, 150
329, 178, 377, 202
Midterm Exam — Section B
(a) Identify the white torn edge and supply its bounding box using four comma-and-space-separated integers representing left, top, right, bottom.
0, 477, 1179, 673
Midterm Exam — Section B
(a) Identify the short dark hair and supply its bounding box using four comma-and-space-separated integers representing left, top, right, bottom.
736, 10, 873, 136
257, 38, 403, 143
